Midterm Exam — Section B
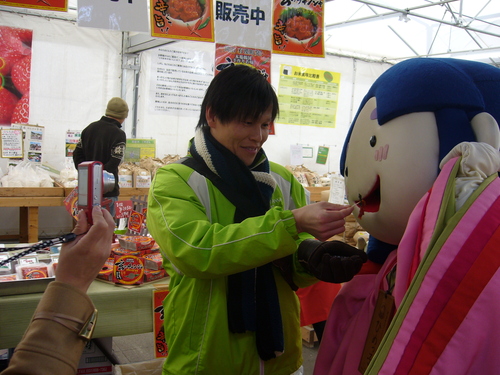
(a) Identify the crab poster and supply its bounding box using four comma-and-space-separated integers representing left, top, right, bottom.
150, 0, 214, 42
0, 0, 67, 11
272, 0, 324, 58
215, 44, 271, 81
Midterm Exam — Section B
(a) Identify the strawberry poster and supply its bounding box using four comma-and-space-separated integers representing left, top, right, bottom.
0, 0, 67, 11
272, 0, 324, 58
150, 0, 214, 42
0, 26, 32, 126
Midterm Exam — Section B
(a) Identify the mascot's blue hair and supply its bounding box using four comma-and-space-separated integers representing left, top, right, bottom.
340, 57, 500, 263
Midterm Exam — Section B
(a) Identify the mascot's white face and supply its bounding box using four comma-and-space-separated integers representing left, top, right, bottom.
343, 97, 440, 245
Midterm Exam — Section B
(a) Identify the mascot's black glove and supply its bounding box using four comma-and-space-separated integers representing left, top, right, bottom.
298, 239, 368, 283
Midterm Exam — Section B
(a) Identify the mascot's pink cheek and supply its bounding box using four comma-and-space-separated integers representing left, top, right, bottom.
374, 144, 389, 161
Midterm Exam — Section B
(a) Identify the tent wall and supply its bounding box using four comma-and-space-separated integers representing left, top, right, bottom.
136, 41, 391, 175
0, 10, 391, 237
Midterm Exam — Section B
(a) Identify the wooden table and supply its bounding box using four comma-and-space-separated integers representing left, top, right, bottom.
0, 186, 328, 243
0, 187, 150, 243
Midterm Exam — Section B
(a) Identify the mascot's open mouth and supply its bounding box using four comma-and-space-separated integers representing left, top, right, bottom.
354, 175, 381, 218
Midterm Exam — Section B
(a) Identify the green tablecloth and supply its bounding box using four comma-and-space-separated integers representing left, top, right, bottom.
0, 278, 169, 349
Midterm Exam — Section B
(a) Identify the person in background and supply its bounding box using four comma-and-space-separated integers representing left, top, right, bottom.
73, 97, 128, 217
0, 206, 115, 375
147, 64, 367, 375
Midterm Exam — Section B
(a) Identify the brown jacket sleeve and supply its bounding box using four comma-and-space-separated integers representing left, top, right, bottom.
1, 281, 96, 375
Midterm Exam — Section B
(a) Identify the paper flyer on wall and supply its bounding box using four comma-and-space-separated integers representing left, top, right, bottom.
150, 0, 214, 42
65, 130, 81, 158
149, 46, 213, 116
277, 65, 340, 127
272, 0, 324, 57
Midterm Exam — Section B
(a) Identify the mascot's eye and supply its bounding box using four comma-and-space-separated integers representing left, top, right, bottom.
344, 166, 348, 177
369, 136, 377, 147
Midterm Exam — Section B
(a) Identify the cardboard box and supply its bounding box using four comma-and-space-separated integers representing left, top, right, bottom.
77, 338, 113, 375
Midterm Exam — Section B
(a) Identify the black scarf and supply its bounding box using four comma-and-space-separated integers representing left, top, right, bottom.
188, 127, 284, 361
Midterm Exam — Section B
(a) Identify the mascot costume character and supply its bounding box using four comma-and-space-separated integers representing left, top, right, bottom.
314, 58, 500, 375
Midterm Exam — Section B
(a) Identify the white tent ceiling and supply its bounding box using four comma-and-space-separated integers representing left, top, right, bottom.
324, 0, 500, 66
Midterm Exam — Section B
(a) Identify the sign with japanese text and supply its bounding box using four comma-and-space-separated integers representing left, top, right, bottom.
278, 64, 340, 127
66, 130, 80, 157
214, 0, 271, 50
125, 139, 156, 162
151, 0, 214, 42
214, 43, 275, 135
272, 0, 324, 57
316, 145, 329, 164
115, 200, 134, 219
215, 44, 271, 80
0, 0, 67, 11
0, 129, 23, 158
78, 0, 149, 33
149, 46, 213, 116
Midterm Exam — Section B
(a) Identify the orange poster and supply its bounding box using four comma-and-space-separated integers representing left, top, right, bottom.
0, 0, 67, 11
150, 0, 214, 42
272, 0, 324, 58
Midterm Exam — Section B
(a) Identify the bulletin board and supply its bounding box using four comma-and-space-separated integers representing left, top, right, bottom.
0, 124, 45, 162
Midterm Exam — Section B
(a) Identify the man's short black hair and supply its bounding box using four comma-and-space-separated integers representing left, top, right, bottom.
197, 64, 279, 128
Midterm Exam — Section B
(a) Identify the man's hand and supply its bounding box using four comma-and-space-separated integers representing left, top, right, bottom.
292, 202, 354, 241
55, 206, 115, 293
298, 239, 368, 283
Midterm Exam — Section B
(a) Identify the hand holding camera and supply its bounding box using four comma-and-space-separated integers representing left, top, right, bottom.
77, 161, 115, 224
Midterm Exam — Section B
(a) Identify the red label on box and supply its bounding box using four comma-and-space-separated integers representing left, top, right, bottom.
153, 289, 169, 358
113, 255, 144, 285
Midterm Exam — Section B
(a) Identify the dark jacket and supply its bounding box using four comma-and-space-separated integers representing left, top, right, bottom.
73, 116, 126, 197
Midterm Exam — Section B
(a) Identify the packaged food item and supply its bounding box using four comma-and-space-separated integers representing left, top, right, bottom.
113, 255, 144, 285
17, 263, 50, 279
118, 235, 155, 251
0, 274, 17, 282
97, 258, 115, 282
143, 253, 163, 270
144, 268, 166, 282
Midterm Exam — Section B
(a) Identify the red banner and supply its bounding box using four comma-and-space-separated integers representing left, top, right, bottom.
0, 0, 67, 11
150, 0, 214, 42
153, 289, 169, 358
272, 0, 324, 58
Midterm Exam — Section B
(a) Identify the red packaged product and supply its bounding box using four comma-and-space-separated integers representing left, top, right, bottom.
97, 258, 114, 282
144, 268, 166, 282
118, 235, 155, 251
113, 255, 144, 285
143, 253, 163, 270
19, 264, 49, 279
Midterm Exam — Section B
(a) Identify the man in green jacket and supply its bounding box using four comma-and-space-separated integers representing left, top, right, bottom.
147, 65, 367, 375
